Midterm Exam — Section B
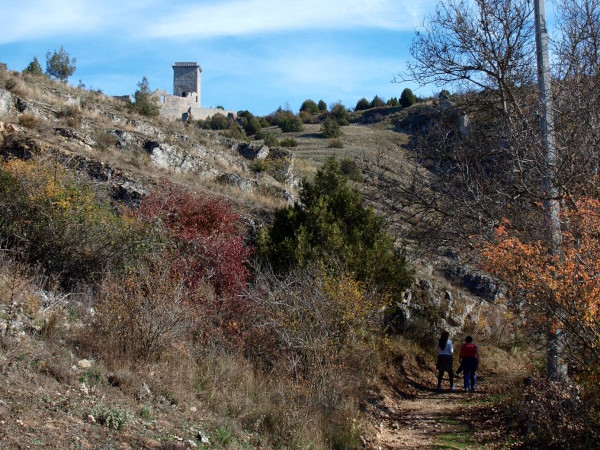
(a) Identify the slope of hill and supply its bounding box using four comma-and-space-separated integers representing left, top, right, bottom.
0, 66, 527, 449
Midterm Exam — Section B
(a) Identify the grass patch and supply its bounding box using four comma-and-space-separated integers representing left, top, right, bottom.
434, 417, 477, 449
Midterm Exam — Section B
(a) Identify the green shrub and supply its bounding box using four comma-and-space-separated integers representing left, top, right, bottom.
321, 117, 341, 138
280, 137, 298, 147
79, 367, 103, 386
300, 99, 319, 115
318, 99, 327, 112
439, 89, 451, 100
228, 123, 248, 141
257, 157, 411, 296
400, 88, 417, 107
387, 97, 399, 107
279, 115, 304, 133
132, 76, 159, 117
210, 113, 230, 130
339, 158, 363, 182
263, 133, 279, 147
329, 103, 350, 125
244, 117, 262, 136
370, 95, 385, 108
90, 404, 133, 430
355, 98, 371, 111
140, 406, 153, 420
22, 57, 44, 76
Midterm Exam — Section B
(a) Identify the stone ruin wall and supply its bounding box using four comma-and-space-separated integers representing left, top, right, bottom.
154, 90, 236, 121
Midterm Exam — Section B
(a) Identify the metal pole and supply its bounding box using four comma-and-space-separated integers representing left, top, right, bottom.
533, 0, 566, 381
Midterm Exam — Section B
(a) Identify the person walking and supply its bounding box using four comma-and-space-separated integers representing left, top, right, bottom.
459, 335, 479, 392
436, 330, 454, 391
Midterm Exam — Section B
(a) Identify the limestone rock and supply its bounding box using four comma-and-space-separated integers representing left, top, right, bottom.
0, 89, 13, 115
77, 359, 93, 370
217, 172, 257, 192
55, 127, 97, 147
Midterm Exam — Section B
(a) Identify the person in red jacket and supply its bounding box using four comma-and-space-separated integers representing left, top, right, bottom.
459, 336, 479, 392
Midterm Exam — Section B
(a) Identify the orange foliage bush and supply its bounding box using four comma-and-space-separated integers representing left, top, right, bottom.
480, 197, 600, 366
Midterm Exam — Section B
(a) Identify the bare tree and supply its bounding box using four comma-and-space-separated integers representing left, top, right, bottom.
405, 0, 535, 118
554, 0, 600, 78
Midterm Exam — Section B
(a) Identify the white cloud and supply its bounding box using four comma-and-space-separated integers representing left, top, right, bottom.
0, 0, 435, 44
148, 0, 435, 39
0, 0, 158, 44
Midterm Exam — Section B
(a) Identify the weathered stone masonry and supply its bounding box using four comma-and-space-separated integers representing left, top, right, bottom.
172, 62, 201, 105
157, 61, 236, 121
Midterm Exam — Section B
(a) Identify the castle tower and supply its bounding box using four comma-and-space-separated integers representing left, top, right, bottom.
172, 62, 202, 106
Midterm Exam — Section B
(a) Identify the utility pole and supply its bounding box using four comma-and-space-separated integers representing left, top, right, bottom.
533, 0, 566, 381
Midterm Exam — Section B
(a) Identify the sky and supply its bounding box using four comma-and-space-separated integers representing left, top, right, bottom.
0, 0, 475, 115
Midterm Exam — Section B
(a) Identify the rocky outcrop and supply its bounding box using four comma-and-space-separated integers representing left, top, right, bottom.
385, 269, 505, 337
55, 127, 97, 148
217, 172, 257, 192
0, 88, 13, 116
444, 264, 504, 301
109, 129, 145, 149
237, 143, 270, 160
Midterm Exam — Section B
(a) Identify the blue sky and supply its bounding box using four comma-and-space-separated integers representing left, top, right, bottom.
1, 0, 447, 115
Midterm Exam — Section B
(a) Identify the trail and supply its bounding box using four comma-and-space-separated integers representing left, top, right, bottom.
365, 360, 507, 450
369, 387, 480, 449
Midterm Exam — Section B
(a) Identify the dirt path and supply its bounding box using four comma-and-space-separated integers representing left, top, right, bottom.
364, 356, 509, 450
369, 386, 481, 449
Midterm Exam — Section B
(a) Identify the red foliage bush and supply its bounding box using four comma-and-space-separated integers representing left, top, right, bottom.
138, 181, 252, 301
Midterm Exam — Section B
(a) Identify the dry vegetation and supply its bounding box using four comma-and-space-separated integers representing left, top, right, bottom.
1, 63, 582, 449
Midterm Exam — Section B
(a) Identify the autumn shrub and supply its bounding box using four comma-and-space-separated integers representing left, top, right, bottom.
95, 256, 194, 360
480, 198, 600, 368
57, 105, 82, 127
137, 181, 253, 304
504, 374, 599, 449
93, 130, 117, 151
0, 159, 151, 287
250, 154, 292, 183
328, 138, 343, 149
299, 109, 321, 124
18, 114, 38, 128
244, 265, 383, 448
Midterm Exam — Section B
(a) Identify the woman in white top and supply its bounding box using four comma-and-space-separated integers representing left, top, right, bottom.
436, 330, 455, 391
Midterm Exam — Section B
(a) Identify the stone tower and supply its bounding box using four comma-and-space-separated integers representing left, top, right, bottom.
172, 62, 202, 105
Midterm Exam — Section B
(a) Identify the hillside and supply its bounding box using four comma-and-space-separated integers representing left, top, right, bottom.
0, 67, 545, 449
